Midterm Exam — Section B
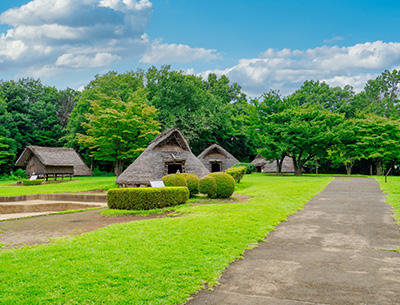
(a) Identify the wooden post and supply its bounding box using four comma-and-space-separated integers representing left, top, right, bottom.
385, 167, 392, 183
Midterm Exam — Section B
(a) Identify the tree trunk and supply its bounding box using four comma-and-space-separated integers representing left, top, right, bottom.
276, 156, 285, 173
370, 164, 373, 176
114, 159, 124, 177
376, 160, 384, 176
345, 163, 352, 175
292, 157, 302, 176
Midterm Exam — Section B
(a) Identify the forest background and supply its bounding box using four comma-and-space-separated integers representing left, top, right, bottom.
1, 66, 400, 177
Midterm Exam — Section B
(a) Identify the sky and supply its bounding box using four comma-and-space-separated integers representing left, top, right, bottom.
1, 0, 400, 97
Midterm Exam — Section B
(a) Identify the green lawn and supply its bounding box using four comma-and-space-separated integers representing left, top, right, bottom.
0, 174, 332, 304
376, 176, 400, 225
0, 176, 117, 196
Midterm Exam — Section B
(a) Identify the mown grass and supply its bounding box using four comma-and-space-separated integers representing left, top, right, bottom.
0, 174, 332, 304
0, 176, 117, 196
376, 176, 400, 225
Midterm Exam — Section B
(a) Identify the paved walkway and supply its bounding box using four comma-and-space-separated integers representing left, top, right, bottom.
188, 177, 400, 304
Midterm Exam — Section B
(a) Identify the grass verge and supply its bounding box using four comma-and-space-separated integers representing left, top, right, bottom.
376, 176, 400, 225
0, 174, 332, 304
0, 176, 117, 196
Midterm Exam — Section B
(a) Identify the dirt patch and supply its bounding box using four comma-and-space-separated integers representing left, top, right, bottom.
0, 209, 167, 250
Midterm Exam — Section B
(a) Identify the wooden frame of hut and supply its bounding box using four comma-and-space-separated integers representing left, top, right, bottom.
15, 146, 92, 180
197, 144, 239, 173
116, 128, 210, 187
251, 154, 295, 173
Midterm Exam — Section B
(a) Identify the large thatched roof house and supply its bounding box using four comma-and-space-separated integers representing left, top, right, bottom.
197, 144, 239, 172
116, 128, 210, 187
15, 146, 92, 178
251, 154, 294, 173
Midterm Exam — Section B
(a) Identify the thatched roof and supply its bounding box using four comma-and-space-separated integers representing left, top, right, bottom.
251, 154, 294, 173
116, 128, 210, 185
15, 146, 92, 176
197, 144, 239, 172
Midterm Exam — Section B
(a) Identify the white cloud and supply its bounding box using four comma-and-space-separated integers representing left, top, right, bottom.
323, 36, 344, 44
200, 41, 400, 97
139, 40, 219, 64
0, 0, 153, 77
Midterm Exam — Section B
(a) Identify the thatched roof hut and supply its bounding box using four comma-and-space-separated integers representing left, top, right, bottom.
197, 144, 239, 172
15, 146, 92, 177
116, 128, 210, 187
251, 154, 294, 173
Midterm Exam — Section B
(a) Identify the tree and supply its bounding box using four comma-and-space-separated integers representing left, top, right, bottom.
352, 114, 400, 175
327, 119, 362, 175
146, 66, 253, 159
247, 103, 344, 175
77, 89, 160, 176
287, 80, 355, 117
364, 69, 400, 118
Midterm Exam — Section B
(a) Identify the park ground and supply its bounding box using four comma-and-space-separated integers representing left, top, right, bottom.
0, 174, 399, 304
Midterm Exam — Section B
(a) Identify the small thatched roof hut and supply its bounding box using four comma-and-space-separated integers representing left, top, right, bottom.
15, 146, 92, 177
116, 128, 210, 187
251, 154, 294, 173
197, 144, 239, 172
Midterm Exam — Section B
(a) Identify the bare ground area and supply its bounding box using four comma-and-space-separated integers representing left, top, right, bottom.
0, 193, 250, 250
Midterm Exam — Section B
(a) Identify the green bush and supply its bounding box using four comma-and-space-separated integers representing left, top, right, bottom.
209, 172, 235, 198
107, 187, 189, 210
181, 173, 200, 196
225, 166, 246, 183
0, 169, 28, 181
199, 175, 217, 198
232, 163, 255, 174
162, 174, 188, 187
22, 179, 43, 186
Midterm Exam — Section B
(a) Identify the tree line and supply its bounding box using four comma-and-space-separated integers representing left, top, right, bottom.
1, 66, 400, 176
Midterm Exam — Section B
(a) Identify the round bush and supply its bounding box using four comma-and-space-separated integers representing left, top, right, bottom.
181, 173, 200, 196
199, 175, 217, 198
209, 172, 235, 198
162, 174, 188, 187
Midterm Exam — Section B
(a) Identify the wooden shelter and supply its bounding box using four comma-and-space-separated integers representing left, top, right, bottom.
251, 154, 295, 173
116, 128, 210, 187
197, 144, 239, 172
15, 146, 92, 180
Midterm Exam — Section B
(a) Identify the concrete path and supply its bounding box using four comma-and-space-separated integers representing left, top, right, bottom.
188, 177, 400, 305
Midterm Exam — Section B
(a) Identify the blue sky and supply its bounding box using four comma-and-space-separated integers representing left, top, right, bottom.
1, 0, 400, 97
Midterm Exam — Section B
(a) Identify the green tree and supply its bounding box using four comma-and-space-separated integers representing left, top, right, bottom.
364, 69, 400, 118
287, 80, 355, 117
77, 89, 160, 176
248, 103, 344, 175
327, 119, 362, 175
352, 114, 400, 175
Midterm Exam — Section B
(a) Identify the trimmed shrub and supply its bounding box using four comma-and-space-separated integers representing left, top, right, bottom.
209, 172, 235, 198
162, 174, 188, 187
232, 163, 255, 174
225, 166, 246, 183
181, 173, 200, 196
199, 175, 217, 198
107, 187, 189, 210
22, 179, 43, 186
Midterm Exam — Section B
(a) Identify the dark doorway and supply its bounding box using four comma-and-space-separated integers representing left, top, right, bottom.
211, 162, 222, 172
256, 166, 262, 173
168, 163, 183, 174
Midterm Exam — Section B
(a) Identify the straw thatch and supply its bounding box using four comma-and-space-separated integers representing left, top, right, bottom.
197, 144, 239, 172
116, 128, 210, 187
15, 146, 92, 177
251, 154, 294, 173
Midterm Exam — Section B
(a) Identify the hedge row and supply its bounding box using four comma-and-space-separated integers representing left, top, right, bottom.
199, 172, 235, 198
225, 166, 246, 183
107, 187, 189, 210
22, 179, 43, 186
232, 163, 255, 174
